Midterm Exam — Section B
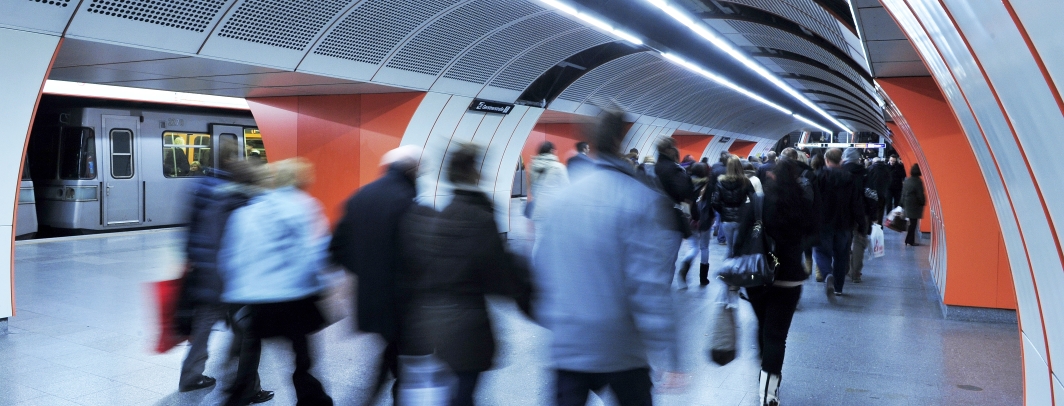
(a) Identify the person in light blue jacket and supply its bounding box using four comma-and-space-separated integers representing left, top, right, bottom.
219, 158, 333, 406
533, 111, 688, 405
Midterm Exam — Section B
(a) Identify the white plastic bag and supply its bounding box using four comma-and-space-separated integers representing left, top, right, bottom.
870, 224, 885, 258
397, 354, 456, 406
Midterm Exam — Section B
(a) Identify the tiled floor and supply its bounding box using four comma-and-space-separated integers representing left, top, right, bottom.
1, 199, 1021, 405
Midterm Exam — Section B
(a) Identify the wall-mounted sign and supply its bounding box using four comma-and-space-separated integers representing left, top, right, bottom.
469, 99, 515, 114
796, 143, 886, 149
718, 137, 732, 143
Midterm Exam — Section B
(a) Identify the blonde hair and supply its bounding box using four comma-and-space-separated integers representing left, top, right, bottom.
722, 156, 744, 181
271, 158, 314, 190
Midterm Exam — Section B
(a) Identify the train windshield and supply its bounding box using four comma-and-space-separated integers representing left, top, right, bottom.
58, 127, 97, 180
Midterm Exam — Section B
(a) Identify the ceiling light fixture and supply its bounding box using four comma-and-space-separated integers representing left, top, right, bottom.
646, 0, 851, 133
43, 80, 250, 110
540, 0, 643, 45
792, 113, 832, 133
660, 52, 792, 116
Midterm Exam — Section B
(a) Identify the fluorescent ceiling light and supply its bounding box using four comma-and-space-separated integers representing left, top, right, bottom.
646, 0, 851, 133
792, 113, 831, 133
661, 52, 792, 116
43, 80, 250, 110
540, 0, 643, 45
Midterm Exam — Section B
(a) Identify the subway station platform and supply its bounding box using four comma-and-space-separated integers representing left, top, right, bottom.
1, 202, 1021, 406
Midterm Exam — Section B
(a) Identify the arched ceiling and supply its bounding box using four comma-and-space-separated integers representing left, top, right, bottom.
2, 0, 887, 140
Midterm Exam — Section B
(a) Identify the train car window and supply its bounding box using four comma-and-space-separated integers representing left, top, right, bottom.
110, 129, 134, 179
29, 125, 59, 180
244, 128, 266, 162
58, 127, 96, 180
163, 132, 210, 177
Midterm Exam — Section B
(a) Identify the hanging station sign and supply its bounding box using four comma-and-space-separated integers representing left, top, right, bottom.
468, 99, 515, 114
796, 142, 886, 149
717, 137, 732, 143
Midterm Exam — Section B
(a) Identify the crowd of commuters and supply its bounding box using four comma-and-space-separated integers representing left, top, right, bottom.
174, 110, 927, 406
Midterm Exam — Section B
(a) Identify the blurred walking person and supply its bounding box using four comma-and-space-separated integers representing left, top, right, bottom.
751, 159, 816, 406
902, 164, 926, 246
678, 162, 711, 288
329, 145, 422, 405
841, 149, 873, 284
528, 141, 569, 226
711, 156, 757, 257
399, 143, 532, 406
220, 159, 333, 406
178, 147, 271, 402
566, 141, 594, 182
534, 111, 687, 405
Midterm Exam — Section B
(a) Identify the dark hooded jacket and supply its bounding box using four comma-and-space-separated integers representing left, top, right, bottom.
815, 166, 867, 233
329, 167, 417, 342
184, 172, 255, 304
867, 161, 892, 200
841, 160, 873, 234
654, 154, 695, 204
711, 176, 756, 223
399, 189, 531, 372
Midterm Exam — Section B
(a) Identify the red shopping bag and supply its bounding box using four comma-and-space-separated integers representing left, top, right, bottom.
152, 276, 189, 353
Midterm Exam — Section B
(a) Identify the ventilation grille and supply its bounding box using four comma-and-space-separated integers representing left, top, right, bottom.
767, 57, 874, 112
86, 0, 226, 32
386, 0, 541, 76
642, 77, 707, 118
556, 52, 660, 104
442, 13, 578, 84
29, 0, 70, 7
217, 0, 349, 50
489, 28, 614, 91
314, 0, 460, 64
724, 0, 849, 55
613, 70, 683, 113
583, 59, 672, 108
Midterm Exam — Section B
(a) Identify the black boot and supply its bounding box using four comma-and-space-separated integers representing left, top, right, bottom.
699, 263, 710, 286
677, 259, 692, 288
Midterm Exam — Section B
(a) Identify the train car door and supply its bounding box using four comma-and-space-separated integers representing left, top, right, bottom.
101, 115, 141, 226
209, 124, 244, 165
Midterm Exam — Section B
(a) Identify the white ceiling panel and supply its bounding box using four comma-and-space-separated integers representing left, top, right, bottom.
65, 0, 236, 54
858, 8, 908, 41
866, 40, 922, 63
99, 57, 282, 78
0, 0, 80, 35
53, 38, 185, 69
99, 77, 243, 92
203, 72, 352, 87
49, 66, 174, 83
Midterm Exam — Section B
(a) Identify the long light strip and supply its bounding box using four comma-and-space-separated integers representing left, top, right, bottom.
43, 80, 250, 110
540, 0, 643, 45
660, 53, 792, 115
792, 113, 832, 133
645, 0, 851, 133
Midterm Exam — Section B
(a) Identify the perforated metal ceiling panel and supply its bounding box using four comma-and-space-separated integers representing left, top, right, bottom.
554, 52, 663, 108
199, 0, 356, 70
375, 0, 541, 88
723, 0, 850, 55
483, 27, 614, 96
767, 57, 877, 112
0, 0, 79, 34
66, 0, 234, 53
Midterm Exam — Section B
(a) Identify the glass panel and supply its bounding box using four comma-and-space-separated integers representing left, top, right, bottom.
110, 129, 134, 178
244, 128, 266, 162
218, 133, 240, 165
59, 127, 96, 180
163, 132, 211, 177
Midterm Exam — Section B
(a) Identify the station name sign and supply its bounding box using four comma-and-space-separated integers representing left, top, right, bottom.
469, 99, 515, 115
796, 142, 886, 149
718, 136, 732, 143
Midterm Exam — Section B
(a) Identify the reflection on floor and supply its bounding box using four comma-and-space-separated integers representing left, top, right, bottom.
1, 199, 1021, 405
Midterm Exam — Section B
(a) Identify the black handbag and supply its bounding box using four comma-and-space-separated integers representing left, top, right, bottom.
716, 195, 778, 287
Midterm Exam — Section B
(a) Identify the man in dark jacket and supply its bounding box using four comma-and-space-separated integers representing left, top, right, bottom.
179, 153, 274, 403
841, 149, 874, 284
566, 141, 594, 181
888, 155, 906, 212
653, 137, 696, 205
709, 151, 730, 244
329, 145, 421, 405
756, 151, 777, 180
866, 157, 892, 223
815, 148, 867, 301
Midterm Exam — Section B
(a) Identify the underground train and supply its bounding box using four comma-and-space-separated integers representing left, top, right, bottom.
25, 103, 259, 234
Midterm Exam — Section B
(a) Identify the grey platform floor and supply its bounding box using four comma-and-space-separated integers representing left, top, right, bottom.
2, 201, 1021, 405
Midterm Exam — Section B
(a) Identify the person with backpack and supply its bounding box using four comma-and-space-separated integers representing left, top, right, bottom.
750, 158, 816, 406
711, 156, 757, 257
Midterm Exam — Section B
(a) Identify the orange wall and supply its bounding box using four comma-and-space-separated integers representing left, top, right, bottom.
522, 123, 585, 171
246, 92, 425, 223
674, 134, 713, 160
885, 122, 932, 232
729, 140, 756, 158
880, 77, 1016, 310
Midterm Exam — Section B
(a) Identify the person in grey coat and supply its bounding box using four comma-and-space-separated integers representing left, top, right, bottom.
533, 111, 688, 405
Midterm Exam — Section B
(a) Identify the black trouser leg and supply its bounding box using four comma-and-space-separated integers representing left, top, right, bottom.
451, 371, 480, 406
224, 320, 262, 406
747, 285, 802, 374
906, 218, 919, 244
556, 368, 651, 406
290, 333, 332, 406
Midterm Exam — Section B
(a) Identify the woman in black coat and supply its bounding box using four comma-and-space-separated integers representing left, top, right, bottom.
400, 143, 532, 406
901, 164, 926, 246
748, 159, 816, 406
